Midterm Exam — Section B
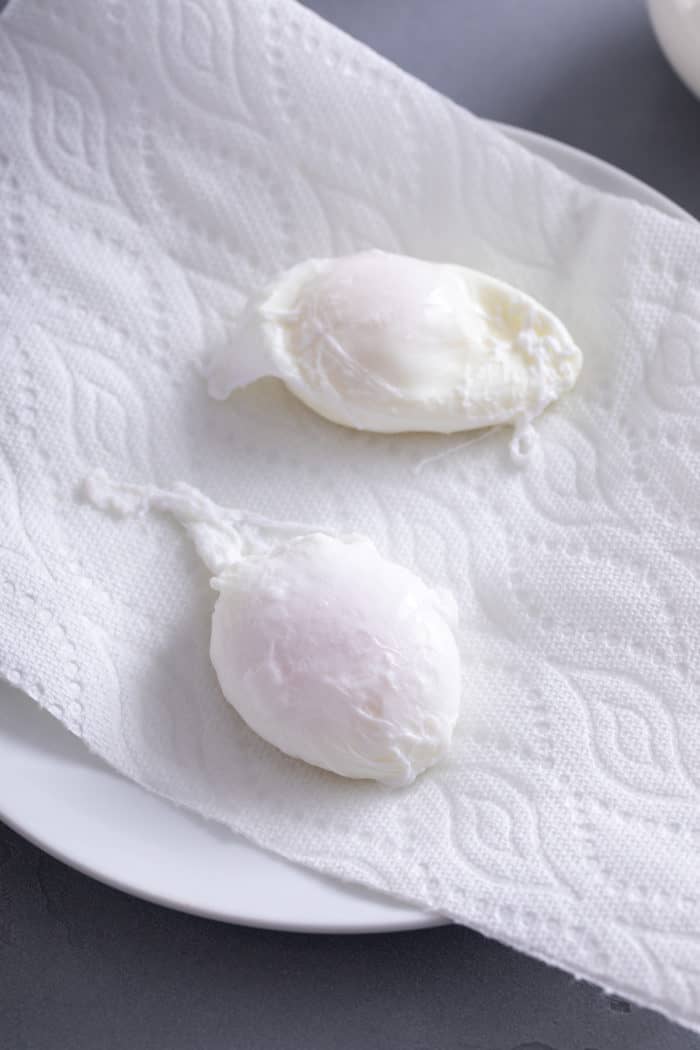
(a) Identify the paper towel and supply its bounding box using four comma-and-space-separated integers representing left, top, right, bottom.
2, 0, 700, 1030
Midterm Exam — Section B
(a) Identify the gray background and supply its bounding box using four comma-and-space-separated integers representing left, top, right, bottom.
2, 1, 700, 1048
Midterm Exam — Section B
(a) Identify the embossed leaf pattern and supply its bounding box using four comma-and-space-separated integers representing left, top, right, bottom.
13, 36, 115, 203
569, 670, 695, 798
156, 0, 250, 122
3, 0, 700, 1035
440, 769, 565, 891
48, 335, 151, 470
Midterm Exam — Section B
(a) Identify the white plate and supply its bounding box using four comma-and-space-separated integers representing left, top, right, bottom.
0, 127, 690, 933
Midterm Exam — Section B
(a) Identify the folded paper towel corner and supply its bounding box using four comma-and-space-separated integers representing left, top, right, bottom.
2, 0, 700, 1032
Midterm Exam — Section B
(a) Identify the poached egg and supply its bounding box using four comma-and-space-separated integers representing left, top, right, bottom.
208, 250, 582, 455
84, 472, 462, 787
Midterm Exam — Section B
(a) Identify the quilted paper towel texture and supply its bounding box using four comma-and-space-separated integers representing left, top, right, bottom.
3, 0, 700, 1029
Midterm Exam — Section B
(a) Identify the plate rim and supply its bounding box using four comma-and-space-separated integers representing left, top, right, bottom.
502, 123, 691, 223
0, 125, 691, 933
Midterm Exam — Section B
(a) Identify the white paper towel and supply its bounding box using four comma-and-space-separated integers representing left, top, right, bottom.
2, 0, 700, 1029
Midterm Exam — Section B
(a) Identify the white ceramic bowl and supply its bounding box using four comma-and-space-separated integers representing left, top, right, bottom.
649, 0, 700, 100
